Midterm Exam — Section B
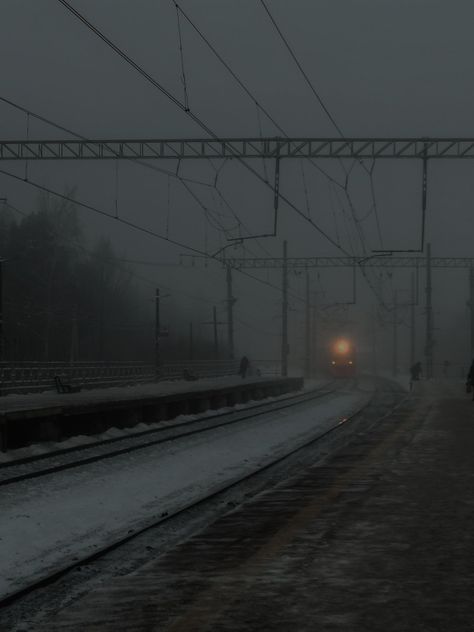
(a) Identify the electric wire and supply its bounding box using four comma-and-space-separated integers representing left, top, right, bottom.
56, 0, 346, 253
0, 168, 305, 303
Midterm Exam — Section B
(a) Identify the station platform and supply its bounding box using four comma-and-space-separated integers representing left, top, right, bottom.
0, 375, 302, 451
36, 379, 474, 631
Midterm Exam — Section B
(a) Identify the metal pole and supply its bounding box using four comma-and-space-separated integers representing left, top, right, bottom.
70, 304, 78, 364
372, 305, 378, 378
213, 306, 219, 357
410, 271, 416, 367
470, 268, 474, 361
0, 260, 3, 362
155, 288, 160, 378
311, 291, 317, 376
281, 240, 288, 377
393, 290, 398, 377
425, 242, 433, 378
226, 265, 234, 360
305, 269, 311, 377
189, 322, 193, 362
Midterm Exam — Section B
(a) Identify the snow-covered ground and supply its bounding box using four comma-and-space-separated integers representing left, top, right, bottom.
0, 379, 327, 464
0, 384, 369, 600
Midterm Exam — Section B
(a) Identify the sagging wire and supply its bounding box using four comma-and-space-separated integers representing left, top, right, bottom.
256, 103, 270, 184
175, 1, 190, 111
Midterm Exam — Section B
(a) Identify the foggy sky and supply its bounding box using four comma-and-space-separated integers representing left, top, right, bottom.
1, 0, 473, 371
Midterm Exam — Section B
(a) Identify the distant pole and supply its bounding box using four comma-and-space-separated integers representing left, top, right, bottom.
281, 240, 288, 377
70, 304, 78, 364
189, 322, 193, 361
372, 305, 378, 377
470, 268, 474, 361
410, 271, 416, 367
392, 290, 398, 377
226, 265, 235, 359
213, 306, 219, 357
0, 260, 3, 361
155, 288, 160, 378
311, 291, 317, 376
425, 242, 434, 378
305, 269, 311, 377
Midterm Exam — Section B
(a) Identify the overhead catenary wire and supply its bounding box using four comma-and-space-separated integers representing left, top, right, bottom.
258, 0, 387, 259
0, 167, 306, 304
167, 0, 390, 308
0, 94, 269, 260
56, 0, 346, 253
172, 0, 344, 191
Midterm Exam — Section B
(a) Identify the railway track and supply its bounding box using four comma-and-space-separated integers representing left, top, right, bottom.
0, 379, 343, 487
0, 377, 403, 610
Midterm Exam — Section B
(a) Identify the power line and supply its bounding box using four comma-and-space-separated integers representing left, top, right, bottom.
259, 0, 345, 139
0, 167, 305, 303
171, 0, 388, 304
173, 0, 344, 190
1, 93, 272, 260
257, 1, 387, 264
56, 0, 346, 254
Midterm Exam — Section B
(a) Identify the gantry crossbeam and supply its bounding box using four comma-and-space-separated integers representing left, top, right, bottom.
3, 138, 474, 160
223, 256, 474, 269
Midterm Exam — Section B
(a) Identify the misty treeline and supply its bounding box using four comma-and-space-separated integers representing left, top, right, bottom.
0, 194, 225, 364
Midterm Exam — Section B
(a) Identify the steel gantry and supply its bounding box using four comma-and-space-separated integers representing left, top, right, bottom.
215, 253, 473, 381
222, 256, 474, 270
3, 137, 474, 160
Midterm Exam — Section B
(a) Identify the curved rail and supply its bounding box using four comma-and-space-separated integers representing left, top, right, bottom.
0, 380, 345, 487
0, 379, 405, 609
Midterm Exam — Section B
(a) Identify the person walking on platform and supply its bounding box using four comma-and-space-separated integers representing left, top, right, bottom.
239, 355, 249, 379
410, 361, 422, 382
466, 360, 474, 400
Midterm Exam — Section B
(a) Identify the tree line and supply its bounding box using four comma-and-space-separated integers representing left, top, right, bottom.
1, 194, 223, 364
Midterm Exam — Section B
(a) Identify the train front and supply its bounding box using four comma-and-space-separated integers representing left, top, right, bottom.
329, 338, 356, 377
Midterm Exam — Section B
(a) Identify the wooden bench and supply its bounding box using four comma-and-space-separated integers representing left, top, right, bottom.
54, 375, 81, 394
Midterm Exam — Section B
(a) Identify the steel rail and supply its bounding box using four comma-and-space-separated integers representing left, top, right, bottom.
0, 381, 342, 487
0, 379, 404, 609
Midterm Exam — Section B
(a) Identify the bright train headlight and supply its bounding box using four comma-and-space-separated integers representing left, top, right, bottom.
335, 339, 350, 354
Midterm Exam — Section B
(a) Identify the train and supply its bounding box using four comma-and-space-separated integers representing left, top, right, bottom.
328, 337, 356, 377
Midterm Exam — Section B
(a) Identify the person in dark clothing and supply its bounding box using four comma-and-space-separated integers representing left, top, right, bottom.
239, 356, 249, 379
410, 361, 422, 382
466, 360, 474, 400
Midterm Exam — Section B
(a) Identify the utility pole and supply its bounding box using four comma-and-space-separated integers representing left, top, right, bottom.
202, 307, 226, 358
281, 240, 288, 377
226, 265, 235, 360
305, 269, 311, 377
189, 322, 194, 362
0, 259, 3, 362
70, 304, 78, 364
410, 271, 416, 367
155, 288, 160, 379
425, 243, 434, 379
311, 291, 318, 376
213, 306, 218, 357
372, 305, 378, 378
392, 290, 398, 377
470, 268, 474, 361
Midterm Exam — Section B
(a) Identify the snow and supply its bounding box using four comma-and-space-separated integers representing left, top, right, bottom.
0, 383, 368, 600
0, 379, 327, 464
0, 375, 299, 415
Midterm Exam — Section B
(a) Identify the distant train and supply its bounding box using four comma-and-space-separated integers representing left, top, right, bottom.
328, 338, 356, 378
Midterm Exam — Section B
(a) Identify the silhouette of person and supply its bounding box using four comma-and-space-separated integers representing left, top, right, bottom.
239, 356, 249, 379
466, 360, 474, 400
410, 361, 422, 382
